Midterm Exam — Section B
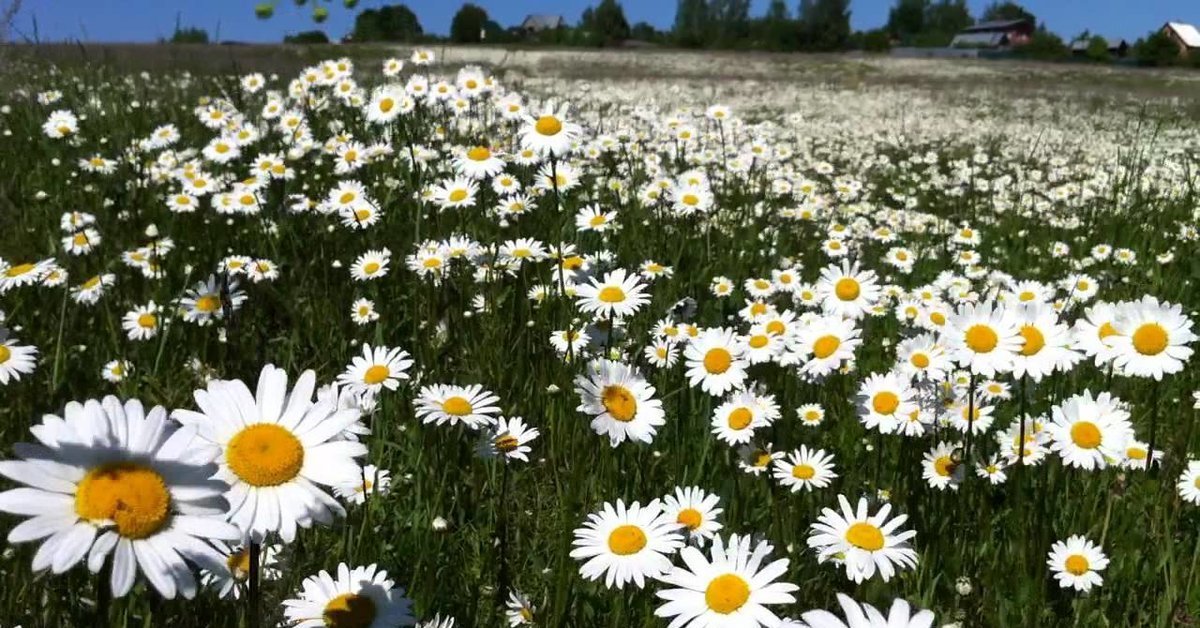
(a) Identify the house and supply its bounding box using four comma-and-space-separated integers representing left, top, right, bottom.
1069, 36, 1130, 57
950, 19, 1035, 49
1163, 22, 1200, 57
518, 14, 565, 35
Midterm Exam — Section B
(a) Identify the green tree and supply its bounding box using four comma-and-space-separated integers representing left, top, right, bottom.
1134, 30, 1182, 67
760, 0, 796, 51
170, 26, 209, 44
673, 0, 711, 48
710, 0, 751, 47
284, 30, 330, 44
450, 3, 488, 43
886, 0, 928, 44
982, 1, 1034, 23
863, 28, 892, 52
1020, 29, 1066, 59
350, 4, 422, 42
591, 0, 631, 46
630, 21, 661, 42
799, 0, 850, 51
1085, 35, 1111, 62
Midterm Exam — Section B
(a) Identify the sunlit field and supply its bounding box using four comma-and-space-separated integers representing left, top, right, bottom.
0, 48, 1199, 628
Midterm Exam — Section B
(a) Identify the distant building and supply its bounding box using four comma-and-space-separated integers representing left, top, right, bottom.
519, 14, 566, 35
1069, 35, 1130, 57
950, 19, 1035, 49
1163, 22, 1200, 57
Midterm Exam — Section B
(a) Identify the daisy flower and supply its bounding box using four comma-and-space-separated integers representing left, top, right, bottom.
740, 324, 785, 365
857, 372, 917, 434
797, 403, 826, 427
520, 101, 581, 156
351, 298, 380, 325
654, 533, 798, 627
414, 384, 502, 429
201, 541, 282, 599
338, 343, 413, 395
505, 590, 536, 626
943, 301, 1021, 377
773, 446, 838, 492
282, 563, 416, 627
1177, 460, 1200, 505
894, 334, 947, 382
807, 495, 918, 583
478, 416, 540, 462
178, 275, 246, 326
574, 360, 666, 446
1071, 301, 1121, 366
0, 397, 241, 598
575, 204, 617, 233
711, 390, 774, 445
661, 486, 724, 546
1011, 303, 1081, 381
797, 593, 935, 628
0, 330, 38, 385
1047, 536, 1108, 592
334, 464, 391, 505
921, 441, 963, 491
786, 316, 861, 378
575, 269, 650, 320
569, 499, 683, 589
818, 261, 880, 320
684, 327, 749, 396
351, 248, 391, 281
644, 340, 678, 368
976, 455, 1008, 485
1045, 390, 1132, 471
101, 359, 132, 383
173, 365, 368, 542
1108, 296, 1195, 380
122, 301, 162, 341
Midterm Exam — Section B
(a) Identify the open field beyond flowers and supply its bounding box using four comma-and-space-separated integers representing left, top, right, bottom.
0, 48, 1198, 628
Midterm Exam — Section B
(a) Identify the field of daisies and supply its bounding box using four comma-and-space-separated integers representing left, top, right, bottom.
0, 49, 1198, 627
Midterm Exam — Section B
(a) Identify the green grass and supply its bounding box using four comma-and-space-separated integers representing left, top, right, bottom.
0, 53, 1197, 627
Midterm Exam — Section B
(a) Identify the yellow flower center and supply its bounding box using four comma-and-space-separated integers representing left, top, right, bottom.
195, 295, 221, 313
754, 280, 770, 290
339, 192, 356, 205
681, 193, 699, 206
727, 407, 753, 430
677, 508, 702, 530
495, 434, 520, 452
226, 548, 251, 579
1131, 323, 1168, 356
703, 348, 733, 374
378, 97, 395, 113
704, 574, 750, 614
835, 278, 861, 301
812, 335, 840, 359
363, 262, 381, 275
1070, 421, 1102, 449
792, 464, 815, 480
1125, 447, 1146, 460
607, 524, 646, 555
467, 146, 491, 161
73, 233, 89, 246
422, 257, 443, 269
804, 410, 821, 422
934, 456, 955, 477
766, 321, 786, 335
1098, 322, 1118, 340
589, 214, 607, 227
363, 365, 390, 385
964, 325, 999, 353
74, 462, 171, 539
748, 335, 769, 349
872, 392, 900, 415
82, 276, 102, 290
353, 209, 372, 222
911, 353, 930, 368
448, 189, 468, 203
598, 286, 625, 303
323, 592, 377, 628
1064, 555, 1089, 576
1019, 291, 1035, 302
930, 312, 947, 326
1019, 325, 1045, 356
535, 115, 563, 136
601, 385, 638, 422
562, 256, 584, 270
442, 396, 473, 416
845, 522, 885, 551
0, 346, 10, 363
750, 302, 767, 316
6, 263, 35, 277
226, 424, 305, 487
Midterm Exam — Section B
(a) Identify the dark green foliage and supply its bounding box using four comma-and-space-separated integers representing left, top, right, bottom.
283, 30, 330, 45
350, 4, 423, 43
169, 26, 209, 44
1134, 30, 1184, 67
450, 3, 488, 44
981, 1, 1035, 24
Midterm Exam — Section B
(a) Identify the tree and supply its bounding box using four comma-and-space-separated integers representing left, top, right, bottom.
630, 21, 661, 42
1084, 35, 1110, 62
591, 0, 631, 46
1020, 29, 1066, 60
710, 0, 751, 47
284, 30, 330, 44
863, 28, 892, 52
673, 0, 711, 48
170, 26, 209, 44
981, 1, 1034, 24
760, 0, 797, 51
917, 0, 971, 46
1134, 30, 1182, 67
799, 0, 850, 51
450, 3, 488, 43
886, 0, 928, 43
350, 4, 423, 42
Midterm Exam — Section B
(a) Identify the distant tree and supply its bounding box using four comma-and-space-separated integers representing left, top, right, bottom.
886, 0, 928, 43
630, 21, 661, 42
710, 0, 751, 47
799, 0, 850, 51
1084, 35, 1110, 62
591, 0, 631, 46
284, 30, 330, 44
981, 1, 1034, 24
756, 0, 796, 51
862, 28, 892, 52
1134, 30, 1182, 67
170, 26, 209, 44
673, 0, 711, 48
450, 3, 488, 43
351, 4, 423, 42
1020, 29, 1066, 59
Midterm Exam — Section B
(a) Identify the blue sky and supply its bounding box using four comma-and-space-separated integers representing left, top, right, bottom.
12, 1, 1198, 43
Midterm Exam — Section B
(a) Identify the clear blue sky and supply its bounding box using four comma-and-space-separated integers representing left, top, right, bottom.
12, 0, 1198, 44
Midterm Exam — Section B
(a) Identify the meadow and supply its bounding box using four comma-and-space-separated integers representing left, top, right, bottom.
0, 46, 1198, 627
